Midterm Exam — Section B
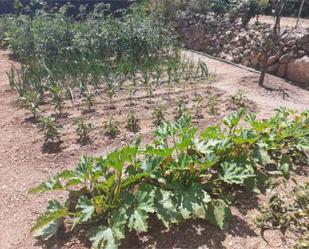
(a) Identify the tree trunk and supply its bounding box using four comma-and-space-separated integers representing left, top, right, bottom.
259, 55, 269, 87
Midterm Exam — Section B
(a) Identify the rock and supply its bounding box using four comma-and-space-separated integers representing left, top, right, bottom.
291, 45, 298, 51
243, 58, 251, 66
226, 31, 232, 36
296, 34, 309, 48
279, 54, 294, 64
286, 39, 296, 47
298, 50, 306, 57
287, 56, 309, 85
267, 52, 281, 65
277, 64, 287, 77
225, 55, 234, 61
267, 63, 279, 73
243, 49, 251, 56
239, 32, 246, 40
302, 42, 309, 52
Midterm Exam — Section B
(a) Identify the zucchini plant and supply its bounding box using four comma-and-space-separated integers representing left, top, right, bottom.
30, 108, 309, 249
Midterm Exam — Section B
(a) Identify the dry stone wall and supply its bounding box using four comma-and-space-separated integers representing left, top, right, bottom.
178, 12, 309, 88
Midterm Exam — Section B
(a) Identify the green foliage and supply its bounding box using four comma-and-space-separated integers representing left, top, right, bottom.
75, 118, 94, 144
38, 116, 61, 144
153, 105, 166, 127
103, 118, 120, 139
21, 90, 41, 119
254, 182, 309, 248
207, 95, 219, 115
230, 90, 247, 109
31, 108, 309, 248
82, 91, 95, 113
49, 84, 65, 115
175, 99, 187, 120
193, 95, 204, 119
125, 111, 140, 133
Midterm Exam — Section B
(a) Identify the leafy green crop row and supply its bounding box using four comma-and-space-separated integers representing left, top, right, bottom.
31, 108, 309, 248
1, 2, 211, 123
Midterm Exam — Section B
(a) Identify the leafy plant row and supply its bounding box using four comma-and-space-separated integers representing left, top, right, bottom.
31, 108, 309, 248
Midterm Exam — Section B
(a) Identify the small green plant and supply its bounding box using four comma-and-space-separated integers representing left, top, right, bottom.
127, 84, 137, 106
175, 99, 187, 120
230, 90, 247, 109
103, 118, 119, 138
38, 116, 62, 145
21, 91, 41, 119
153, 105, 166, 126
198, 60, 209, 80
50, 85, 65, 115
194, 95, 204, 119
107, 87, 116, 109
208, 95, 219, 115
125, 111, 140, 133
82, 91, 95, 113
75, 118, 94, 144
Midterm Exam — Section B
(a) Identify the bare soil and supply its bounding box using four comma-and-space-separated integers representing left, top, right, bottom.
0, 48, 308, 249
251, 15, 309, 32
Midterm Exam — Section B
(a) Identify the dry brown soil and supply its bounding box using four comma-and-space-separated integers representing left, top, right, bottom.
251, 15, 309, 32
0, 47, 308, 249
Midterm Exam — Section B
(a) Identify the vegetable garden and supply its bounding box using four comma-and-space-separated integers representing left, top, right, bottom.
0, 1, 308, 249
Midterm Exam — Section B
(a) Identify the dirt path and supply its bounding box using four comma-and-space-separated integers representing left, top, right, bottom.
251, 15, 309, 32
0, 49, 308, 249
183, 50, 309, 116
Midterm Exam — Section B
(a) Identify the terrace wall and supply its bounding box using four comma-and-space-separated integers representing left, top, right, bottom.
178, 12, 309, 88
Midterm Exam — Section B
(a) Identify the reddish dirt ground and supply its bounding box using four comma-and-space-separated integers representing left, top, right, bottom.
0, 47, 308, 249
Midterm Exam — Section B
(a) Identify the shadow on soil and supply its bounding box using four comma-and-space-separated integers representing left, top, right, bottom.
121, 213, 258, 249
